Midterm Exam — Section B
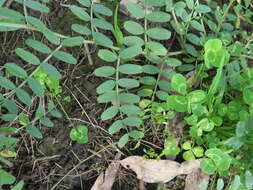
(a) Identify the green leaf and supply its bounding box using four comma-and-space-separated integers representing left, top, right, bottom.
3, 99, 18, 114
16, 88, 32, 106
53, 51, 77, 64
124, 21, 144, 35
62, 36, 85, 47
25, 39, 51, 54
92, 18, 113, 31
195, 4, 211, 13
125, 2, 145, 19
77, 0, 90, 7
129, 130, 144, 139
118, 78, 139, 88
147, 41, 167, 56
146, 28, 171, 40
41, 62, 61, 79
69, 5, 90, 21
122, 117, 142, 126
26, 15, 46, 30
190, 20, 205, 32
11, 180, 24, 190
146, 0, 165, 6
163, 139, 180, 156
15, 48, 40, 65
119, 46, 142, 59
69, 125, 89, 144
93, 32, 113, 47
98, 49, 117, 62
42, 28, 60, 45
118, 93, 140, 104
188, 90, 207, 104
26, 125, 43, 139
167, 95, 188, 112
216, 178, 224, 190
35, 104, 45, 118
230, 175, 241, 190
101, 106, 119, 120
192, 146, 204, 157
245, 170, 253, 189
146, 11, 170, 22
186, 0, 194, 9
95, 66, 115, 77
183, 150, 195, 161
120, 105, 141, 115
97, 91, 117, 103
40, 117, 54, 127
27, 77, 44, 97
96, 80, 115, 94
186, 33, 201, 46
182, 141, 192, 150
108, 120, 123, 134
24, 0, 49, 13
200, 159, 216, 174
139, 76, 156, 86
123, 36, 144, 47
1, 114, 17, 122
0, 169, 16, 186
0, 7, 24, 20
142, 65, 159, 75
71, 24, 91, 35
118, 134, 129, 148
118, 64, 142, 74
167, 58, 182, 67
243, 88, 253, 105
171, 74, 187, 95
4, 62, 27, 79
92, 3, 112, 16
0, 76, 16, 90
50, 110, 62, 118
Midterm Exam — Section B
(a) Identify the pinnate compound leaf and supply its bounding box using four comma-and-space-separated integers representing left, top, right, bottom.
92, 18, 113, 31
26, 125, 43, 139
147, 41, 167, 56
125, 2, 145, 19
69, 5, 90, 21
24, 0, 49, 13
101, 106, 119, 120
3, 99, 18, 114
71, 24, 91, 35
41, 62, 61, 79
97, 91, 117, 103
62, 36, 85, 47
93, 32, 113, 47
124, 21, 144, 35
15, 48, 40, 65
16, 88, 32, 106
25, 39, 51, 54
119, 46, 142, 59
146, 28, 171, 40
5, 62, 28, 78
95, 66, 115, 77
129, 130, 144, 139
92, 3, 112, 16
146, 11, 170, 22
118, 134, 129, 148
40, 117, 54, 127
96, 80, 115, 94
77, 0, 90, 7
120, 105, 141, 115
118, 64, 142, 74
27, 77, 44, 97
98, 49, 117, 62
0, 76, 16, 90
142, 65, 159, 75
122, 117, 142, 127
124, 36, 144, 47
53, 51, 77, 64
119, 93, 140, 104
109, 120, 123, 134
118, 78, 139, 88
195, 4, 211, 13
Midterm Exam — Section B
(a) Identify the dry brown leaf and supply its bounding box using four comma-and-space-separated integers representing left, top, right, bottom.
184, 169, 209, 190
120, 156, 201, 184
91, 153, 121, 190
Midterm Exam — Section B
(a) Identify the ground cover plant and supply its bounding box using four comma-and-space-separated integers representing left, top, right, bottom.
0, 0, 253, 189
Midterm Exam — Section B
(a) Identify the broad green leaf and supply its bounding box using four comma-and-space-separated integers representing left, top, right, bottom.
92, 18, 113, 31
35, 104, 45, 118
182, 141, 192, 150
96, 80, 115, 94
118, 93, 140, 103
50, 110, 62, 118
101, 106, 119, 120
53, 51, 77, 64
97, 91, 117, 103
156, 91, 168, 100
190, 20, 205, 32
69, 5, 90, 21
167, 95, 188, 112
25, 39, 51, 54
42, 28, 60, 45
167, 58, 182, 67
171, 74, 187, 95
98, 49, 117, 62
142, 65, 159, 75
198, 118, 214, 132
192, 146, 204, 157
119, 64, 142, 74
1, 114, 17, 122
95, 66, 115, 77
0, 76, 16, 90
123, 36, 145, 47
27, 77, 44, 97
146, 28, 171, 40
62, 36, 85, 47
11, 180, 24, 190
146, 11, 170, 22
15, 48, 40, 65
71, 24, 91, 35
120, 105, 141, 115
24, 0, 49, 13
41, 62, 61, 79
40, 117, 54, 127
92, 3, 112, 16
129, 130, 144, 139
139, 76, 156, 85
204, 39, 222, 52
122, 117, 142, 126
69, 125, 88, 144
26, 125, 43, 139
118, 78, 139, 88
26, 16, 46, 30
147, 41, 167, 56
3, 99, 18, 114
77, 0, 90, 7
216, 178, 224, 190
16, 88, 32, 106
119, 46, 142, 59
188, 90, 207, 104
230, 175, 241, 190
186, 33, 201, 46
118, 134, 129, 148
200, 159, 216, 174
243, 88, 253, 105
185, 43, 199, 57
0, 169, 16, 186
195, 4, 211, 13
186, 0, 194, 9
125, 2, 145, 19
245, 170, 253, 189
93, 32, 113, 47
108, 120, 123, 134
124, 21, 144, 35
163, 140, 180, 156
146, 0, 165, 6
183, 150, 195, 161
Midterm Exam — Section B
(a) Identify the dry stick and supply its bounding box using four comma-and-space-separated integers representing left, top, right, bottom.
50, 143, 115, 190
